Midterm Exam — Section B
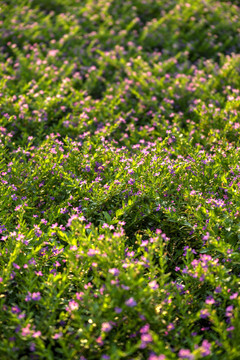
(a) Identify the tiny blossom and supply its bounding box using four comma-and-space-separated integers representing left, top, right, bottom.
114, 307, 122, 313
148, 354, 166, 360
32, 292, 41, 301
140, 324, 150, 333
76, 292, 84, 300
96, 336, 104, 346
25, 292, 32, 302
202, 232, 210, 241
230, 293, 238, 299
125, 297, 137, 307
30, 343, 35, 352
200, 309, 210, 319
141, 333, 153, 343
226, 306, 234, 317
149, 280, 159, 290
12, 263, 20, 270
109, 268, 120, 276
101, 322, 112, 332
35, 271, 43, 276
200, 340, 211, 356
167, 323, 175, 331
87, 249, 98, 257
0, 2, 239, 357
178, 349, 194, 360
66, 300, 79, 312
11, 306, 21, 314
205, 297, 215, 305
53, 332, 63, 339
32, 331, 41, 338
21, 324, 31, 337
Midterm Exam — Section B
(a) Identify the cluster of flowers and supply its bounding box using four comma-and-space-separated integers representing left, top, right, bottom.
0, 0, 239, 359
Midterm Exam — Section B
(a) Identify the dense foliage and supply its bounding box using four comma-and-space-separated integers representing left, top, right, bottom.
0, 0, 240, 359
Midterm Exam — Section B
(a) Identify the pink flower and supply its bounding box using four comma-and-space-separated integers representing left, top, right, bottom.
109, 268, 120, 276
31, 292, 41, 301
226, 306, 234, 317
167, 323, 175, 331
53, 332, 63, 339
148, 355, 166, 360
96, 336, 104, 346
21, 324, 31, 337
205, 297, 215, 305
76, 292, 84, 300
32, 331, 41, 338
101, 322, 112, 332
125, 297, 137, 307
48, 49, 59, 57
141, 333, 153, 343
200, 309, 210, 319
230, 293, 238, 299
149, 280, 159, 290
178, 349, 194, 359
25, 292, 32, 302
66, 300, 79, 312
200, 340, 211, 356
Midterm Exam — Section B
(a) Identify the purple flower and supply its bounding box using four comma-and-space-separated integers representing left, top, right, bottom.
202, 232, 210, 241
226, 306, 234, 317
148, 354, 166, 360
35, 271, 43, 276
141, 333, 153, 343
200, 309, 210, 319
76, 292, 84, 300
140, 324, 150, 334
205, 297, 215, 305
101, 322, 112, 332
11, 306, 21, 314
167, 323, 175, 331
13, 263, 20, 270
230, 293, 238, 299
30, 343, 35, 352
31, 292, 41, 301
114, 307, 122, 313
200, 340, 211, 356
178, 349, 194, 359
25, 292, 32, 302
149, 280, 159, 290
125, 297, 137, 307
109, 268, 120, 276
87, 249, 98, 257
128, 178, 135, 185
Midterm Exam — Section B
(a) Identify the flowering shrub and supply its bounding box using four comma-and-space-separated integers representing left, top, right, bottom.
0, 0, 240, 359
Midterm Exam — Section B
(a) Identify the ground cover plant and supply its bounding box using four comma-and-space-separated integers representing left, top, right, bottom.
0, 0, 240, 359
